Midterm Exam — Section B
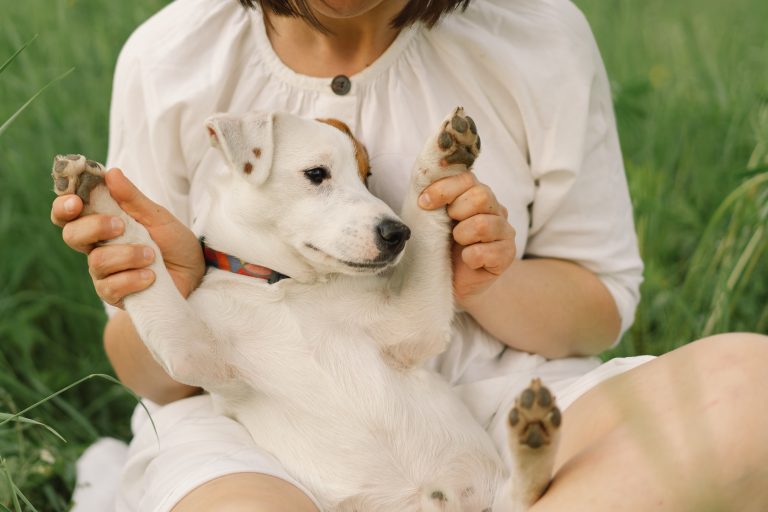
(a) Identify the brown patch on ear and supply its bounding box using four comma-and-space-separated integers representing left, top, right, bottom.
244, 162, 253, 174
316, 118, 372, 186
207, 126, 218, 143
253, 148, 261, 158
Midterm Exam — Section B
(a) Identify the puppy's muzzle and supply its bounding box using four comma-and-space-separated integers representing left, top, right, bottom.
375, 219, 411, 259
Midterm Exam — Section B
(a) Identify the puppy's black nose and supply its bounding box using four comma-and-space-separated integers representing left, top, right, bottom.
375, 219, 411, 257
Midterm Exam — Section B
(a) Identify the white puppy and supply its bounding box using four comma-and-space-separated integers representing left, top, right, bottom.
53, 108, 561, 512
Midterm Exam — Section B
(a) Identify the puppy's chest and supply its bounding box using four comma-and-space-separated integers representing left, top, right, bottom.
189, 278, 387, 388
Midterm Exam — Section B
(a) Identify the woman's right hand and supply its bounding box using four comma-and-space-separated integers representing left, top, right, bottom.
50, 168, 205, 306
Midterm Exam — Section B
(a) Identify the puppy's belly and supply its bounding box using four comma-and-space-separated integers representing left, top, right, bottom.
219, 361, 503, 510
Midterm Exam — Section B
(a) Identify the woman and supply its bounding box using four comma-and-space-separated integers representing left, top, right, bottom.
52, 0, 768, 510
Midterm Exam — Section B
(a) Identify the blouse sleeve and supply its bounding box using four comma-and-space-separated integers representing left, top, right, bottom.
105, 48, 193, 226
521, 3, 644, 341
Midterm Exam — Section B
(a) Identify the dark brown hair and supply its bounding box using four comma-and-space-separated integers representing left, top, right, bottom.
239, 0, 472, 30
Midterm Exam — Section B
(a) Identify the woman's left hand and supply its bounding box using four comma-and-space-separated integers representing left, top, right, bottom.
418, 172, 517, 306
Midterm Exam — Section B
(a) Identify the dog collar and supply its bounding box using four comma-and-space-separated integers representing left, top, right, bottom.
201, 241, 289, 284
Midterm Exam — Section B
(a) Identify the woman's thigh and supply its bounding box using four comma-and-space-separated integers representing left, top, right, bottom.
532, 332, 768, 511
172, 473, 319, 512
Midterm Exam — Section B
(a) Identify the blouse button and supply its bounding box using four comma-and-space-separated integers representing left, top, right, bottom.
331, 75, 351, 95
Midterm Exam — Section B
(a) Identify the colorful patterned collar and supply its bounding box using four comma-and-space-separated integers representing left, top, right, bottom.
201, 241, 289, 284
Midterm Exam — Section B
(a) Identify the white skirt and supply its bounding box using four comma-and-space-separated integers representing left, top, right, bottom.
111, 315, 654, 511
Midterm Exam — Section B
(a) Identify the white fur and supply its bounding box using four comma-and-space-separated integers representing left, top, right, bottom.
89, 109, 555, 511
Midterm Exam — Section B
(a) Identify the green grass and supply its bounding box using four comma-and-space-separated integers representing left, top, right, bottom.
577, 0, 768, 357
0, 1, 168, 508
0, 0, 766, 508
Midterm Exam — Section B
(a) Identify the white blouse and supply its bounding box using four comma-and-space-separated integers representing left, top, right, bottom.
106, 0, 643, 341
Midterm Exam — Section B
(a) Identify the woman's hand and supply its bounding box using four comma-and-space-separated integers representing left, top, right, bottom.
50, 168, 205, 306
418, 172, 516, 306
417, 172, 621, 357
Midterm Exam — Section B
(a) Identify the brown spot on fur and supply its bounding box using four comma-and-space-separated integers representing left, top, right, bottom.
244, 162, 253, 174
253, 148, 261, 158
316, 118, 372, 186
207, 126, 218, 143
431, 491, 447, 502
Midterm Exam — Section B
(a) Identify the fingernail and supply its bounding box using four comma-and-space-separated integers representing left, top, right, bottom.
143, 247, 154, 261
111, 217, 124, 233
139, 269, 153, 281
418, 192, 432, 208
64, 197, 77, 214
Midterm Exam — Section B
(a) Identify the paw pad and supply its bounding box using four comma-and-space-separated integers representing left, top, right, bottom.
51, 154, 106, 203
436, 107, 481, 169
508, 378, 561, 449
451, 114, 469, 133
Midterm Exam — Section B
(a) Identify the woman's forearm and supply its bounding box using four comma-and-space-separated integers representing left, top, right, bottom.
459, 257, 622, 358
104, 310, 201, 404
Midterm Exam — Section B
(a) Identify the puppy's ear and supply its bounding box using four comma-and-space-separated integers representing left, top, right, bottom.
205, 112, 275, 185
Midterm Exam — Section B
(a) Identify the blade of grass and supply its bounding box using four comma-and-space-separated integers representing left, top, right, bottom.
0, 459, 21, 512
0, 414, 65, 443
10, 482, 38, 512
0, 35, 37, 76
25, 377, 98, 441
0, 374, 158, 445
0, 67, 75, 137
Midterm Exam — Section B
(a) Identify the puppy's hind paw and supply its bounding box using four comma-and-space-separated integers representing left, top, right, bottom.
508, 378, 561, 450
52, 154, 106, 203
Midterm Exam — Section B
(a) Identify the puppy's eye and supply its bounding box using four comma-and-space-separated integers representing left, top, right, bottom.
303, 167, 330, 185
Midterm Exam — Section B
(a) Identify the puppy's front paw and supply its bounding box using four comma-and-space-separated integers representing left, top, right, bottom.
437, 107, 480, 168
52, 154, 107, 203
416, 107, 481, 187
508, 378, 561, 450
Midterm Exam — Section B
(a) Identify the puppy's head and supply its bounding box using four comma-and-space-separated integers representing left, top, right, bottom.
205, 111, 409, 278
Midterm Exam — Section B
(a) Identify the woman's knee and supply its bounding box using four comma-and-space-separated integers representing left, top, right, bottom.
683, 332, 768, 387
662, 332, 768, 424
667, 333, 768, 478
171, 473, 319, 512
557, 332, 768, 467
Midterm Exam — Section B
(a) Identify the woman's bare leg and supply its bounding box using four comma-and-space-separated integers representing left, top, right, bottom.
530, 333, 768, 512
172, 473, 319, 512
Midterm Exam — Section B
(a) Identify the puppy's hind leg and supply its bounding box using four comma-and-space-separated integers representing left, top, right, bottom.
495, 379, 561, 511
52, 156, 228, 388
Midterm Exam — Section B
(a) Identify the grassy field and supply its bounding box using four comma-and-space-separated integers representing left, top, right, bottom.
0, 0, 766, 509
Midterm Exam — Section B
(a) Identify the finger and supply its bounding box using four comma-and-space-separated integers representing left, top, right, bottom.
445, 183, 504, 221
88, 244, 155, 280
460, 239, 516, 275
62, 214, 125, 254
50, 194, 83, 227
95, 268, 155, 307
452, 214, 516, 246
105, 168, 176, 227
418, 172, 477, 210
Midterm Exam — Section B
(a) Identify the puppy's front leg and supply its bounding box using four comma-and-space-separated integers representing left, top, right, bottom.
52, 156, 229, 388
373, 108, 480, 367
